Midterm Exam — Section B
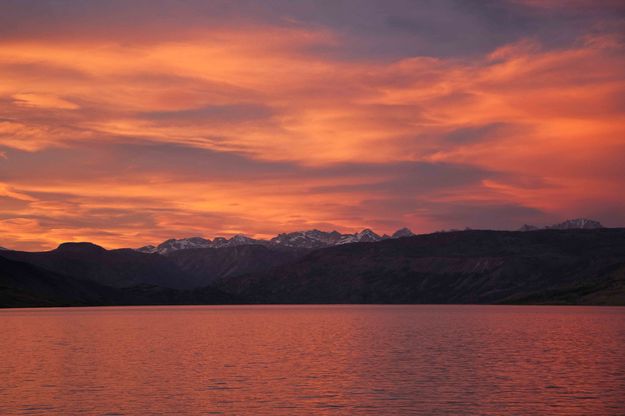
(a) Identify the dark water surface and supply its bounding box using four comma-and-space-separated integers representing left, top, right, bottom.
1, 305, 624, 415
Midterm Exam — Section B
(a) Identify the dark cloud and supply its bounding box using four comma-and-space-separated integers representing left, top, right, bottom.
0, 195, 29, 211
139, 104, 274, 123
443, 123, 518, 144
1, 0, 623, 250
0, 62, 90, 81
310, 196, 551, 233
0, 142, 299, 183
417, 201, 550, 230
2, 0, 623, 58
309, 161, 493, 194
13, 209, 158, 231
1, 142, 499, 190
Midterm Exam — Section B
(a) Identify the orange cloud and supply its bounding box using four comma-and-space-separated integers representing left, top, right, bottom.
12, 93, 80, 110
0, 21, 624, 250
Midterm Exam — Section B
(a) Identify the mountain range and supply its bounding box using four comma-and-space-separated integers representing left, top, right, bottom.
136, 219, 605, 256
1, 219, 624, 307
136, 227, 408, 254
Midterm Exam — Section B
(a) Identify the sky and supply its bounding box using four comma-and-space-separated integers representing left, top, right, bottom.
1, 0, 624, 250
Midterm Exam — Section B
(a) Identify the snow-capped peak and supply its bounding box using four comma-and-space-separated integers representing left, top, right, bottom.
137, 234, 267, 254
357, 228, 381, 240
336, 229, 382, 245
270, 229, 344, 248
151, 237, 212, 254
135, 226, 418, 254
136, 244, 158, 254
229, 234, 257, 245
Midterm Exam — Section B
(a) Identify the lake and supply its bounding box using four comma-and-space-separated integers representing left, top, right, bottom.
1, 305, 624, 415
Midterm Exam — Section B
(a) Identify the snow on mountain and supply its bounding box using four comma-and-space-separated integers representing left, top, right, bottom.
228, 234, 260, 246
0, 246, 8, 251
136, 245, 158, 254
275, 228, 412, 248
137, 235, 267, 254
336, 229, 382, 245
210, 237, 229, 248
270, 230, 344, 248
135, 227, 425, 254
131, 218, 608, 255
139, 237, 213, 255
211, 235, 262, 248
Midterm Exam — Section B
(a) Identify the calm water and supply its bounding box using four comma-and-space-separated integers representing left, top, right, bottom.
1, 305, 624, 415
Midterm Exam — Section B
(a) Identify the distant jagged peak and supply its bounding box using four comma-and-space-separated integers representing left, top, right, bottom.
160, 236, 211, 246
391, 227, 415, 239
136, 226, 423, 253
137, 234, 267, 254
288, 229, 343, 240
154, 237, 212, 254
229, 234, 256, 243
181, 236, 212, 244
336, 228, 382, 245
206, 238, 225, 248
223, 234, 264, 248
136, 245, 158, 254
213, 234, 265, 248
358, 228, 379, 237
270, 229, 345, 248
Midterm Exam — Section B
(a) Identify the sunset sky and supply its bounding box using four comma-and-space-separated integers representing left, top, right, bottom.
1, 0, 624, 250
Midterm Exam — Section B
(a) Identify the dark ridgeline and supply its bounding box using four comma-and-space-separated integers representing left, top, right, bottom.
0, 255, 235, 308
217, 228, 625, 305
2, 242, 197, 289
0, 244, 235, 307
1, 228, 625, 307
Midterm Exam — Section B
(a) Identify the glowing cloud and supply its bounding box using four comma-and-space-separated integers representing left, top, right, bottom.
0, 1, 623, 250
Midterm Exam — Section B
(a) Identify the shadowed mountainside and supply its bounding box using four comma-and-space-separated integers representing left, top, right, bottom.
0, 255, 119, 307
1, 229, 625, 307
167, 245, 309, 286
0, 255, 236, 308
217, 229, 625, 305
511, 263, 625, 305
0, 242, 197, 290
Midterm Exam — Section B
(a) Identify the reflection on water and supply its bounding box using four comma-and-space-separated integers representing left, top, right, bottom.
1, 305, 624, 415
